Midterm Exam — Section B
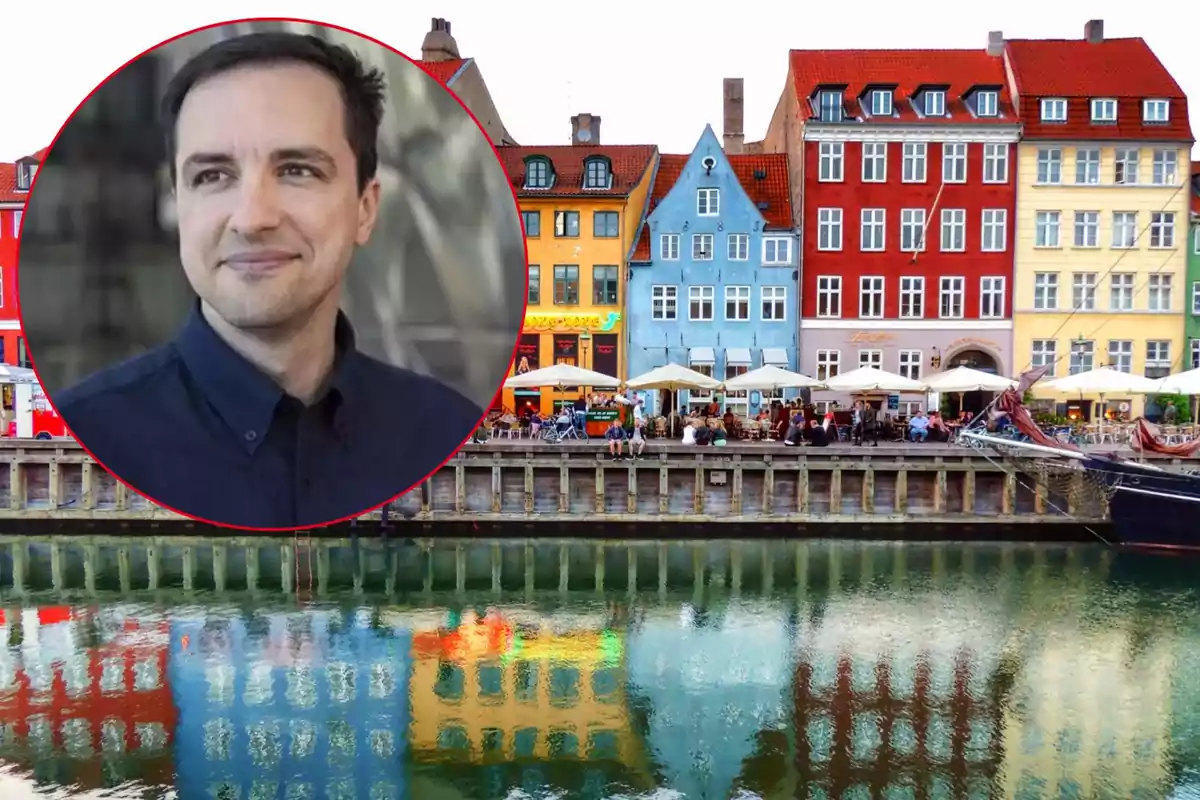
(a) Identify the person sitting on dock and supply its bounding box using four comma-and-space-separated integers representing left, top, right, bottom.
909, 411, 930, 442
805, 419, 830, 447
682, 420, 698, 445
926, 411, 950, 443
629, 418, 646, 458
605, 418, 627, 460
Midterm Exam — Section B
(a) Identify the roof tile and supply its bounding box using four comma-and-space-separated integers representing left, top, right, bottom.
0, 149, 45, 204
497, 145, 657, 199
417, 58, 467, 84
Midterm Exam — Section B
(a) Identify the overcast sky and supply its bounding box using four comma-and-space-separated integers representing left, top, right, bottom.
3, 0, 1197, 160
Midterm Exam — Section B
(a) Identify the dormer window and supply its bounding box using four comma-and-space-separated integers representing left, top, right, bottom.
1091, 98, 1117, 123
976, 90, 998, 117
1040, 98, 1067, 122
1143, 99, 1170, 123
524, 157, 553, 189
923, 90, 946, 117
583, 157, 611, 190
15, 163, 36, 192
817, 90, 844, 123
869, 89, 893, 116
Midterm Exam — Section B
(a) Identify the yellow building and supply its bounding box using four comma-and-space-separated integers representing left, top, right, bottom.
497, 118, 658, 414
1004, 28, 1194, 417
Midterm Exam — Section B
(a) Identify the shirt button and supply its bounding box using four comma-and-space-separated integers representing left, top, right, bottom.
244, 430, 258, 442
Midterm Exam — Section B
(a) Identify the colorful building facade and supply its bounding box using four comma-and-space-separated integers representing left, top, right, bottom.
626, 126, 797, 416
0, 151, 41, 366
760, 48, 1021, 412
497, 124, 657, 414
1189, 162, 1200, 369
1004, 23, 1193, 417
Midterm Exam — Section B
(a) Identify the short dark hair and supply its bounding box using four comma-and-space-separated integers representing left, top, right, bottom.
161, 31, 386, 192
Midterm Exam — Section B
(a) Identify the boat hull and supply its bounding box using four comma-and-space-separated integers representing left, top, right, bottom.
1083, 458, 1200, 551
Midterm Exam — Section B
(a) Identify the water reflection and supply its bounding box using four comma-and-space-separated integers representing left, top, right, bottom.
0, 541, 1194, 799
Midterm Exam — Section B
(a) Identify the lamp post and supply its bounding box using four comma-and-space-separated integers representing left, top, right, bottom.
579, 330, 592, 369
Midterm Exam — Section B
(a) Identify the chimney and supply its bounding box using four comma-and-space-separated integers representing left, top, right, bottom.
571, 113, 601, 145
1084, 19, 1104, 44
723, 78, 745, 154
987, 30, 1005, 57
421, 17, 460, 62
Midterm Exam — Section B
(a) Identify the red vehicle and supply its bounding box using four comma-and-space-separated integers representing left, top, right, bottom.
31, 390, 69, 439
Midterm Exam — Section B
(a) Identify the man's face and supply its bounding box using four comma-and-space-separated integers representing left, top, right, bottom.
174, 62, 380, 331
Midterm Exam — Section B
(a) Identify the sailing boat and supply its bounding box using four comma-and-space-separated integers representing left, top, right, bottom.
958, 367, 1200, 551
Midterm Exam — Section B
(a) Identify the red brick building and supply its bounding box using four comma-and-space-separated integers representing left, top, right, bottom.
759, 48, 1022, 410
0, 149, 43, 366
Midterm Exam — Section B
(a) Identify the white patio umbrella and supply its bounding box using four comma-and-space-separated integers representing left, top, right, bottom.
1041, 366, 1162, 435
823, 366, 926, 394
721, 364, 825, 392
1153, 367, 1200, 424
0, 365, 39, 385
504, 363, 619, 389
922, 366, 1016, 393
627, 363, 721, 434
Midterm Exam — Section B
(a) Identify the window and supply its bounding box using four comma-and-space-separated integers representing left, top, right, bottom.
902, 143, 927, 182
1040, 98, 1067, 122
942, 143, 966, 183
1075, 148, 1100, 184
859, 349, 883, 369
818, 142, 843, 181
1143, 99, 1170, 123
697, 188, 719, 216
1191, 340, 1200, 370
924, 90, 946, 117
862, 142, 887, 182
763, 237, 793, 265
584, 158, 611, 189
815, 350, 841, 381
592, 266, 618, 305
898, 350, 922, 380
525, 158, 552, 188
1152, 149, 1178, 185
651, 285, 677, 320
527, 265, 540, 304
727, 233, 749, 261
1069, 340, 1095, 374
688, 286, 714, 321
860, 209, 885, 251
899, 276, 924, 318
1148, 274, 1172, 311
1107, 340, 1132, 373
1196, 227, 1200, 254
724, 362, 750, 415
1036, 148, 1062, 184
939, 277, 964, 319
1110, 273, 1135, 311
816, 276, 842, 318
981, 209, 1006, 252
817, 209, 843, 251
1145, 341, 1171, 378
1112, 212, 1138, 248
983, 144, 1007, 183
1032, 340, 1058, 376
900, 209, 926, 252
1090, 98, 1117, 122
660, 234, 680, 260
593, 211, 619, 238
761, 286, 787, 321
723, 286, 750, 321
554, 210, 580, 237
870, 89, 893, 116
692, 233, 714, 260
1073, 211, 1099, 247
980, 277, 1005, 318
818, 90, 844, 122
553, 265, 579, 304
1035, 211, 1061, 247
1072, 272, 1097, 311
859, 276, 884, 318
1115, 149, 1139, 185
1149, 212, 1175, 248
977, 90, 998, 117
522, 211, 541, 237
940, 209, 965, 251
1033, 273, 1059, 310
1193, 281, 1200, 314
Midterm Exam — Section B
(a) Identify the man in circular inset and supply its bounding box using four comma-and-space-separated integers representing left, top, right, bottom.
53, 32, 484, 528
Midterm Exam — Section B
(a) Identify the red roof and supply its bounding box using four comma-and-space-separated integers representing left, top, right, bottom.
788, 49, 1016, 124
631, 152, 793, 261
418, 58, 467, 84
496, 145, 657, 199
0, 149, 46, 204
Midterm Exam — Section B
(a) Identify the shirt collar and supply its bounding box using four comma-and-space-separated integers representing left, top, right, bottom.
173, 302, 361, 452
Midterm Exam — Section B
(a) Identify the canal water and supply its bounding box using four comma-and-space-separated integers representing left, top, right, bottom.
0, 538, 1196, 800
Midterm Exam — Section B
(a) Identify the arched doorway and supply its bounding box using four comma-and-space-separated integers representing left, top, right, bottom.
942, 348, 1001, 418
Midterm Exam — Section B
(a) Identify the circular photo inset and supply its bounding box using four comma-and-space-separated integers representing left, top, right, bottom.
18, 19, 527, 530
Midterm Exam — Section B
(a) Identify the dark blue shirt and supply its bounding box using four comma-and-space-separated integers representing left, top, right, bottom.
54, 304, 483, 529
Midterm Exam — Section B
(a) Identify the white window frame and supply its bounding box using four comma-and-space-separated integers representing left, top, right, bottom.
859, 276, 885, 319
1152, 149, 1178, 186
981, 209, 1007, 252
724, 285, 751, 321
1069, 340, 1095, 375
818, 91, 844, 123
1035, 211, 1061, 248
1033, 272, 1059, 310
817, 209, 843, 251
727, 233, 749, 261
1146, 341, 1172, 377
939, 276, 965, 319
860, 209, 886, 252
688, 285, 714, 321
939, 208, 965, 252
980, 276, 1005, 319
761, 286, 787, 322
1110, 273, 1135, 311
870, 89, 893, 116
1072, 272, 1097, 311
697, 188, 720, 216
1074, 211, 1099, 248
1191, 339, 1200, 370
815, 350, 841, 382
924, 90, 946, 117
982, 143, 1008, 183
1112, 212, 1138, 249
13, 211, 23, 238
692, 233, 714, 260
723, 361, 750, 415
651, 285, 677, 320
1195, 226, 1200, 254
858, 349, 883, 369
899, 276, 924, 318
1149, 212, 1175, 249
1040, 98, 1067, 122
1032, 339, 1058, 377
977, 90, 998, 117
818, 142, 844, 182
1107, 340, 1133, 373
762, 237, 793, 266
899, 209, 926, 252
902, 143, 927, 183
1143, 99, 1170, 123
942, 143, 967, 183
1148, 274, 1172, 312
1115, 149, 1140, 185
1192, 280, 1200, 315
862, 142, 887, 183
660, 234, 680, 260
816, 276, 842, 318
1090, 98, 1117, 123
1075, 148, 1100, 184
898, 350, 922, 380
1036, 148, 1062, 184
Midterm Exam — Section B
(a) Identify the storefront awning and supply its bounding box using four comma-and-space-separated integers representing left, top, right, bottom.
689, 347, 715, 365
762, 348, 789, 367
726, 348, 752, 366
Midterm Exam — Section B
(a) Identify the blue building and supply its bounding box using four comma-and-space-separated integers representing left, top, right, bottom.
627, 125, 799, 416
169, 609, 412, 800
